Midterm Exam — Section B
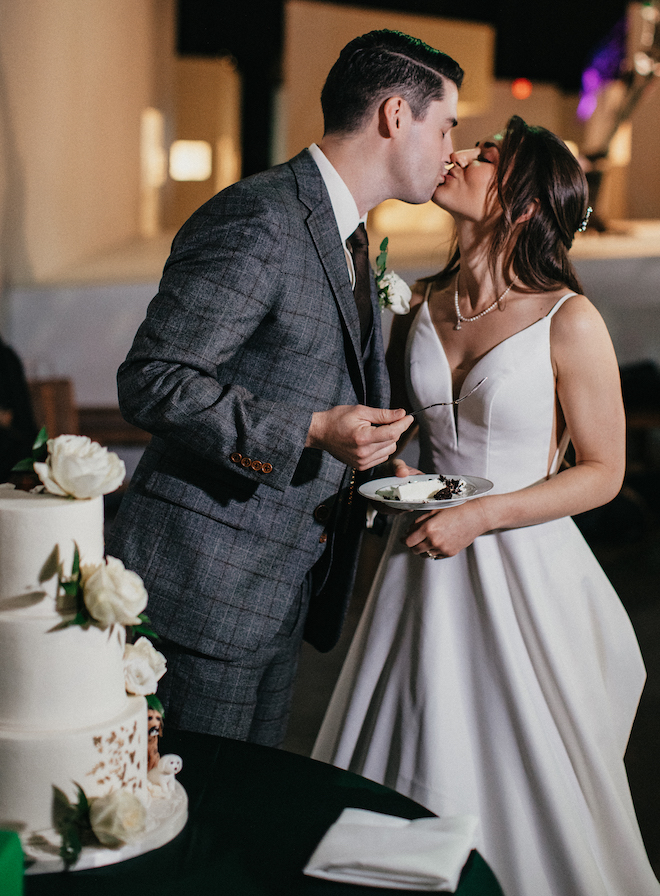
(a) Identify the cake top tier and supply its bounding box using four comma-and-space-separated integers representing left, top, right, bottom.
0, 487, 104, 612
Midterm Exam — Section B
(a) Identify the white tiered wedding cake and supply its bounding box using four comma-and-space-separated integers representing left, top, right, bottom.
0, 435, 187, 872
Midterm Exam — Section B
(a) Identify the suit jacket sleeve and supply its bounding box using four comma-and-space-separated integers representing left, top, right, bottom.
117, 181, 317, 494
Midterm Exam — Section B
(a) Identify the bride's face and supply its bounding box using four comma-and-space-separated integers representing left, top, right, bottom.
432, 135, 502, 223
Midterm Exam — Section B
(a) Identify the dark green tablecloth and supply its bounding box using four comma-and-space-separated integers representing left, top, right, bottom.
26, 730, 504, 895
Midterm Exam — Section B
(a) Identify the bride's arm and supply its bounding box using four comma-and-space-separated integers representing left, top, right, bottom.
404, 295, 626, 556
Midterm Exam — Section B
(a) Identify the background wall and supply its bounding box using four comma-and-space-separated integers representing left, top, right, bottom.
0, 0, 176, 292
0, 0, 658, 412
279, 0, 494, 161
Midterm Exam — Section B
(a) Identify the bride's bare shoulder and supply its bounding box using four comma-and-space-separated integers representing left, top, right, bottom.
551, 292, 606, 333
550, 291, 616, 365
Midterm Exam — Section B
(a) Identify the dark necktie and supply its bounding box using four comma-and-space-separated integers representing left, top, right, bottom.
347, 223, 373, 350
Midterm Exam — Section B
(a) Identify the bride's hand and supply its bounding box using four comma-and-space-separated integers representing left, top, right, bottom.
402, 498, 491, 558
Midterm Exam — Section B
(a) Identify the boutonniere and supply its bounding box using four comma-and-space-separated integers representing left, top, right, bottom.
374, 237, 412, 315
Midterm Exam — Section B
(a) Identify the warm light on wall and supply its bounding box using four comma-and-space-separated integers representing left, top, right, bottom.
608, 121, 632, 167
169, 140, 213, 181
141, 109, 167, 187
215, 135, 241, 193
140, 108, 168, 238
511, 78, 533, 100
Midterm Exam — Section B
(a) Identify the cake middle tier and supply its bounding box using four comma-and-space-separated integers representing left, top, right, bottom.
0, 613, 128, 730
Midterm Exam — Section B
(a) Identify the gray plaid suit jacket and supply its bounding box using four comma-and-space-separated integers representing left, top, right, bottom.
107, 149, 390, 661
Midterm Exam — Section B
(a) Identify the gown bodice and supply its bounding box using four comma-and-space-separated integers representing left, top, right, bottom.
406, 294, 573, 494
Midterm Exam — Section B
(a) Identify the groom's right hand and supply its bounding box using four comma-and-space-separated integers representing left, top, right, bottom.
305, 405, 413, 471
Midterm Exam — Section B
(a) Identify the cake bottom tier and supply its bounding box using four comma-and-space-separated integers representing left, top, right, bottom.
24, 782, 188, 874
0, 696, 147, 840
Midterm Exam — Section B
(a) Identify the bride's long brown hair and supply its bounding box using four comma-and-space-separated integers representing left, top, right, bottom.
425, 115, 589, 294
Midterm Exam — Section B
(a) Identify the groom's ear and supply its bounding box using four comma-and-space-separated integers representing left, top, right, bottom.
379, 96, 409, 138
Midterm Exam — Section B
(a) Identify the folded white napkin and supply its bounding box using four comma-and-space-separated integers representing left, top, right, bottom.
303, 808, 479, 891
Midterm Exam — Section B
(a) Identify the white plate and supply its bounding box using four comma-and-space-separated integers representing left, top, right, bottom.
359, 473, 494, 511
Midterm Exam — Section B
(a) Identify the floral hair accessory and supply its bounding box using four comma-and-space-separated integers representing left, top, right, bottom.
374, 237, 412, 315
577, 206, 593, 233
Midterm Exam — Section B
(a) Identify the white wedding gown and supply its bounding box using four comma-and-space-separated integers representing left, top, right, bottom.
312, 294, 660, 896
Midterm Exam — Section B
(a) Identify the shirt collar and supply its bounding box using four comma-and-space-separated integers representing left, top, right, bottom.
308, 143, 364, 243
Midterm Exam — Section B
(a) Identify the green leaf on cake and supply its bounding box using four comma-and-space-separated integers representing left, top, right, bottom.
60, 580, 80, 598
32, 426, 49, 460
130, 612, 159, 640
53, 784, 92, 869
10, 457, 37, 472
61, 610, 90, 629
10, 425, 49, 473
146, 694, 164, 715
57, 544, 91, 628
71, 544, 80, 579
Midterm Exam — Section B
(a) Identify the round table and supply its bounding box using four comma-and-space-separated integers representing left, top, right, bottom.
26, 730, 504, 895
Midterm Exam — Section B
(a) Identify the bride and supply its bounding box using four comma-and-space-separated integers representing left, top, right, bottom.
312, 116, 660, 896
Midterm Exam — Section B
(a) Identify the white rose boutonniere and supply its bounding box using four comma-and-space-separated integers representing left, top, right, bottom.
81, 556, 148, 628
89, 790, 148, 848
33, 434, 125, 499
374, 237, 412, 315
123, 636, 167, 695
377, 271, 412, 315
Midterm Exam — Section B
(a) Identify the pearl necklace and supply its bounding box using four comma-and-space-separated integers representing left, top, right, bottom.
454, 272, 517, 330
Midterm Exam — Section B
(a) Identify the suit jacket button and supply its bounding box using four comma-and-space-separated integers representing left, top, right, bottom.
319, 533, 328, 544
250, 459, 262, 471
261, 462, 273, 474
230, 452, 242, 464
240, 456, 252, 468
314, 504, 331, 523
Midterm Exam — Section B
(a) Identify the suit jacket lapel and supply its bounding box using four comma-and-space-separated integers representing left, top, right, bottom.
290, 151, 367, 404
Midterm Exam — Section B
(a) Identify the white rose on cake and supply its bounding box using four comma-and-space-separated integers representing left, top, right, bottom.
124, 636, 167, 695
89, 790, 147, 847
81, 556, 148, 627
377, 271, 412, 314
34, 434, 125, 499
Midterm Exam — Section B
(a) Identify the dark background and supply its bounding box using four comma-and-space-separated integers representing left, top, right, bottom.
177, 0, 630, 174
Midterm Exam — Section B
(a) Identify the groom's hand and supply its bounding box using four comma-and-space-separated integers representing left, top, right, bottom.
306, 405, 413, 470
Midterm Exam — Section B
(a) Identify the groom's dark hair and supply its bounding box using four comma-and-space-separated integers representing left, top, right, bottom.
321, 30, 464, 135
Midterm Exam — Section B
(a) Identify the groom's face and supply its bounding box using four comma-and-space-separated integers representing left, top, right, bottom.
392, 79, 459, 205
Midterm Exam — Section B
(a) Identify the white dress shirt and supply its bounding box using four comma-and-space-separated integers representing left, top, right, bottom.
308, 143, 366, 287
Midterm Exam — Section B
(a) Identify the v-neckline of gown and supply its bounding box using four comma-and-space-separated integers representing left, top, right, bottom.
420, 289, 577, 401
415, 291, 576, 446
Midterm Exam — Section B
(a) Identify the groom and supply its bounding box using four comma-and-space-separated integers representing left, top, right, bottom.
108, 29, 463, 746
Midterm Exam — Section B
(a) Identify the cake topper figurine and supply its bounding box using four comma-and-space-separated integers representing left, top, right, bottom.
147, 706, 164, 772
148, 754, 183, 797
146, 702, 183, 797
